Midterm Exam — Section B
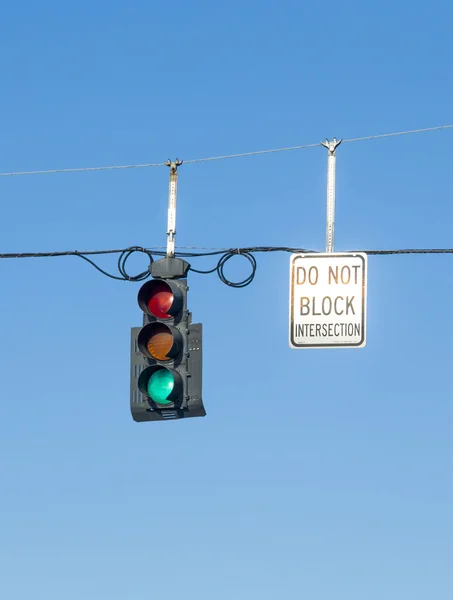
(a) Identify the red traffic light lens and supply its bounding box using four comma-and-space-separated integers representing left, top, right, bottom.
137, 280, 183, 319
148, 281, 173, 319
137, 322, 182, 361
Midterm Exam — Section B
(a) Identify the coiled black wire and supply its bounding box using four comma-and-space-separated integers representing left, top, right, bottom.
73, 246, 155, 281
189, 249, 257, 288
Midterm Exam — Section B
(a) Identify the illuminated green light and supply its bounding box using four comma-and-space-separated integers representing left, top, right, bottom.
147, 369, 174, 405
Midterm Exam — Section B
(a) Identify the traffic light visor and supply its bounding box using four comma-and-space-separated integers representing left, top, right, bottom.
137, 322, 183, 361
138, 365, 183, 406
138, 280, 183, 319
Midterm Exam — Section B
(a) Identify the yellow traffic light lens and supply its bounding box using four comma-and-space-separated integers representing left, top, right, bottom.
146, 324, 174, 361
137, 322, 182, 361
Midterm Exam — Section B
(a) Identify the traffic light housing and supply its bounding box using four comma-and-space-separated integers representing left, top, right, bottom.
130, 261, 205, 422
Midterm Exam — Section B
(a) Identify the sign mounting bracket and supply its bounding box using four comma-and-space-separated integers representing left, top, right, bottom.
320, 138, 342, 254
165, 159, 183, 258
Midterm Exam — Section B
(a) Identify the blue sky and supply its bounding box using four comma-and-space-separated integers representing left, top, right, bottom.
0, 1, 452, 599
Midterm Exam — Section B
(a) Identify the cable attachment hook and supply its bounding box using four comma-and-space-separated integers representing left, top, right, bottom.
165, 158, 183, 258
320, 138, 342, 156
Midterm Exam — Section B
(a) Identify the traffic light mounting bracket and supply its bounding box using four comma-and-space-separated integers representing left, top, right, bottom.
150, 257, 190, 280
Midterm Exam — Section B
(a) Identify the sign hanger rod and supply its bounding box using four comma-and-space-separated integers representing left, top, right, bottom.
165, 159, 183, 257
320, 138, 342, 253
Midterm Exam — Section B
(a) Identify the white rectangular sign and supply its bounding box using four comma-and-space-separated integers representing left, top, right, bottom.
289, 253, 367, 349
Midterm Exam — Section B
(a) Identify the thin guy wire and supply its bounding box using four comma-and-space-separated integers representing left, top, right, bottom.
342, 124, 453, 145
182, 142, 321, 164
0, 162, 166, 178
0, 124, 451, 178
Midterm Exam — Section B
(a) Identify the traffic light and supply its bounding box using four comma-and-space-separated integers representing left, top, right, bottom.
130, 260, 205, 422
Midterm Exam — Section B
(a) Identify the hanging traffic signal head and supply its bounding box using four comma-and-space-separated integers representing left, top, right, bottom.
130, 259, 205, 423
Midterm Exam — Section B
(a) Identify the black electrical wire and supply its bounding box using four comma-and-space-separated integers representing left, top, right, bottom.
0, 245, 452, 287
117, 246, 155, 281
0, 246, 157, 282
361, 248, 453, 255
189, 249, 258, 288
74, 247, 155, 281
